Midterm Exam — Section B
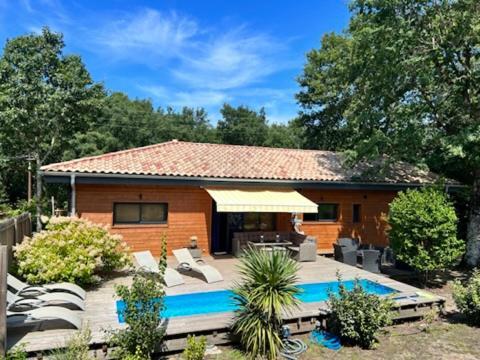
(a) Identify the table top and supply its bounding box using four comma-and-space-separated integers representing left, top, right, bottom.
248, 241, 293, 247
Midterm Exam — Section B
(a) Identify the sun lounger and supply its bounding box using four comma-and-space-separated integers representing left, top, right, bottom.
7, 290, 85, 311
8, 274, 86, 299
133, 251, 185, 287
173, 248, 223, 284
7, 306, 82, 330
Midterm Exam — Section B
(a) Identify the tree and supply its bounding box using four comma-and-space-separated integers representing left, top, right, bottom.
231, 248, 300, 360
217, 104, 269, 146
0, 27, 105, 227
62, 93, 217, 161
388, 187, 465, 284
263, 122, 302, 149
297, 0, 480, 264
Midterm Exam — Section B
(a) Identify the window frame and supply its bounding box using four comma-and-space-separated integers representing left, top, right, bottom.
113, 202, 168, 225
303, 203, 339, 222
242, 212, 276, 232
353, 204, 361, 223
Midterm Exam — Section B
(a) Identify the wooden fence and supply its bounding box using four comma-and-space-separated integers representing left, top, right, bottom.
0, 213, 32, 356
0, 213, 32, 268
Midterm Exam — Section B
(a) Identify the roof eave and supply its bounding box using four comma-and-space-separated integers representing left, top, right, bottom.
40, 170, 465, 191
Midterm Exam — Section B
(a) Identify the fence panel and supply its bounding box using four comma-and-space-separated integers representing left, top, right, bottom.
0, 213, 32, 356
0, 245, 7, 357
0, 212, 32, 269
14, 212, 32, 245
0, 219, 15, 267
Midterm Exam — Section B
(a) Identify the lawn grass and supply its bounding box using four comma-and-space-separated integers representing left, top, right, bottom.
207, 269, 480, 360
208, 321, 480, 360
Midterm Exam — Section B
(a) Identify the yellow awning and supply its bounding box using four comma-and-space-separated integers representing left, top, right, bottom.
205, 188, 318, 213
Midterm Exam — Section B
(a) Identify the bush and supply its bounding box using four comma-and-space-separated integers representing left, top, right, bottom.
453, 269, 480, 325
50, 328, 93, 360
388, 187, 465, 283
328, 278, 393, 349
109, 236, 167, 359
183, 335, 207, 360
14, 216, 131, 285
2, 346, 27, 360
231, 247, 300, 360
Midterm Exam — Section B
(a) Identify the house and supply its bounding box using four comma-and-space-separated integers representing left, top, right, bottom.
40, 140, 450, 256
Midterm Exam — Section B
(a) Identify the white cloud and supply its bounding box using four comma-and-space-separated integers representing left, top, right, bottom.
94, 9, 198, 61
173, 28, 287, 90
139, 85, 230, 108
92, 9, 292, 91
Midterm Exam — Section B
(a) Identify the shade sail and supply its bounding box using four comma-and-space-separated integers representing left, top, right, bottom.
205, 188, 318, 213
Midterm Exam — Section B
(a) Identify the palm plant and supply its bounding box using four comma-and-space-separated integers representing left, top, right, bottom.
231, 247, 301, 360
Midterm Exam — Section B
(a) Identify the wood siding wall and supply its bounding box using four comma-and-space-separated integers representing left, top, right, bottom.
298, 189, 396, 252
76, 184, 397, 256
76, 184, 212, 256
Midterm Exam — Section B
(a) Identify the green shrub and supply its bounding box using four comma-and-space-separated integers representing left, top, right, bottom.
120, 347, 149, 360
453, 269, 480, 325
50, 328, 93, 360
231, 247, 300, 360
388, 187, 465, 283
328, 278, 393, 349
109, 236, 167, 359
14, 216, 131, 285
183, 335, 207, 360
2, 346, 27, 360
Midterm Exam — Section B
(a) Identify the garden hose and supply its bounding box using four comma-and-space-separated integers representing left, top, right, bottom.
279, 325, 308, 360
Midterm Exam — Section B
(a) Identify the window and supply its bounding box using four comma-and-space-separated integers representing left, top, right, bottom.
303, 203, 338, 222
113, 203, 168, 224
353, 204, 361, 223
242, 213, 275, 231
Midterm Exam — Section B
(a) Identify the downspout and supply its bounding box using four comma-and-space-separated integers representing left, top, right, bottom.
70, 174, 76, 216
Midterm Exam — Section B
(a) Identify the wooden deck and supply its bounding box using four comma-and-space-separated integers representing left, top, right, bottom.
7, 255, 444, 354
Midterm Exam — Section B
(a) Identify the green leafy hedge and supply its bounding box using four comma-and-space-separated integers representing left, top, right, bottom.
453, 270, 480, 325
388, 187, 464, 280
328, 279, 393, 349
15, 217, 131, 285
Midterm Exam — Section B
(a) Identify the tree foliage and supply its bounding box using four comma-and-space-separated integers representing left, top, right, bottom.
217, 104, 269, 146
0, 27, 104, 226
388, 187, 465, 282
453, 269, 480, 326
297, 0, 480, 264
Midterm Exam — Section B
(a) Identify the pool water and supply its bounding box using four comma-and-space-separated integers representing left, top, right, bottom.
116, 279, 396, 322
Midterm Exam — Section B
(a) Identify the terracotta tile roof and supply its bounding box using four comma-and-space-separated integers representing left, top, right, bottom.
41, 140, 445, 184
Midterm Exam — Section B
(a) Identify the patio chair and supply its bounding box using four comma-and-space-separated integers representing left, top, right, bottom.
381, 247, 395, 266
8, 274, 86, 300
341, 250, 358, 267
7, 306, 82, 330
362, 250, 381, 273
289, 236, 317, 262
7, 290, 85, 311
173, 248, 223, 284
133, 251, 185, 287
333, 244, 344, 262
337, 238, 359, 251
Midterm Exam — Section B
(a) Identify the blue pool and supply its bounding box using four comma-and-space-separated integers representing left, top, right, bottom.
116, 279, 396, 322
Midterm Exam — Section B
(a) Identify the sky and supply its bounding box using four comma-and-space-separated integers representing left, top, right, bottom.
0, 0, 350, 124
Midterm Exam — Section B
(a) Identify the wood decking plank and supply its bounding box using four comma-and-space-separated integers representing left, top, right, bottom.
7, 255, 441, 353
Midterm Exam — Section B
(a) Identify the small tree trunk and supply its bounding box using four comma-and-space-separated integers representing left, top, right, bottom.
35, 155, 42, 231
466, 170, 480, 267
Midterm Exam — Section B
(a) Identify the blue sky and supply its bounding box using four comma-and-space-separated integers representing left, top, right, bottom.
0, 0, 350, 123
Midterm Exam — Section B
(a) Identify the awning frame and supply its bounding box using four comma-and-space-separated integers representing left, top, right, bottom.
205, 187, 318, 213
